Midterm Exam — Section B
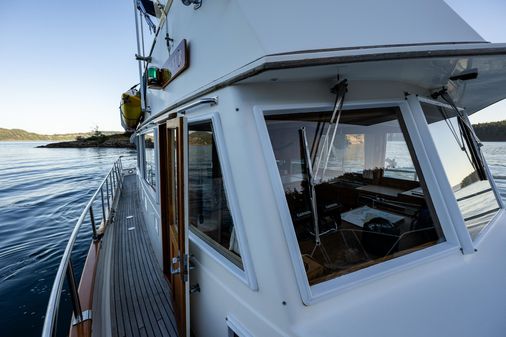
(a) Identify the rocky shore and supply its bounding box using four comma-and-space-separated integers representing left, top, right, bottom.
37, 133, 135, 149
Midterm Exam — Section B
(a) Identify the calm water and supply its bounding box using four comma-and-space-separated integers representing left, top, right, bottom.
0, 142, 504, 337
0, 142, 135, 337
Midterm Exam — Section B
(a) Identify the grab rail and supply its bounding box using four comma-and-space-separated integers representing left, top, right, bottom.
41, 157, 126, 337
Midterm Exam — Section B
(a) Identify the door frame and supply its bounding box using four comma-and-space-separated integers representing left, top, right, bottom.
159, 115, 190, 337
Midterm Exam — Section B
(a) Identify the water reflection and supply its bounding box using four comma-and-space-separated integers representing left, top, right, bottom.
421, 103, 501, 238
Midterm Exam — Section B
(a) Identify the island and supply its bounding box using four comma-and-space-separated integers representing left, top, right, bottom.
0, 128, 135, 148
473, 120, 506, 142
37, 132, 135, 148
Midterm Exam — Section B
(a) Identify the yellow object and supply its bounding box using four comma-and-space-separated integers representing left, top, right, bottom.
120, 88, 142, 131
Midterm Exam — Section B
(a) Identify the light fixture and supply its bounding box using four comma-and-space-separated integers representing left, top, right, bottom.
181, 0, 202, 10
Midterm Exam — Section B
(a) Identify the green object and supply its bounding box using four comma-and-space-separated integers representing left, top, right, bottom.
148, 67, 158, 80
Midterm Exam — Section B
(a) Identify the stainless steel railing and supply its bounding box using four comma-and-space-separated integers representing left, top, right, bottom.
41, 156, 126, 337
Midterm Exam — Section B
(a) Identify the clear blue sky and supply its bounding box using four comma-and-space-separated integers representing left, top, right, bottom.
0, 0, 139, 134
0, 0, 504, 134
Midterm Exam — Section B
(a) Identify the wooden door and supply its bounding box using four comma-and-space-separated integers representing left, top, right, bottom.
162, 115, 189, 337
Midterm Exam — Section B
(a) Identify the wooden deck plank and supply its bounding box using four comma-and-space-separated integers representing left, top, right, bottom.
111, 203, 131, 336
125, 194, 161, 337
94, 174, 178, 337
126, 188, 175, 330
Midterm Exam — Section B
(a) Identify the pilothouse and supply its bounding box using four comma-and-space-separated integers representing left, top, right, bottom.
42, 1, 506, 337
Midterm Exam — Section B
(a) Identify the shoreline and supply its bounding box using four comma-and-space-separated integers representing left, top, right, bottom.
36, 133, 135, 149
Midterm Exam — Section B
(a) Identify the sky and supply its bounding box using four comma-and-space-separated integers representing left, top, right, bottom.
0, 0, 139, 134
0, 0, 505, 134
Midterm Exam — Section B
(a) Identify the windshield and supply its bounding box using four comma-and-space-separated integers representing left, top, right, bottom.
265, 107, 444, 285
420, 102, 501, 239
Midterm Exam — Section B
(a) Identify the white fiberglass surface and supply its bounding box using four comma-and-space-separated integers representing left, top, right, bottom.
420, 102, 501, 239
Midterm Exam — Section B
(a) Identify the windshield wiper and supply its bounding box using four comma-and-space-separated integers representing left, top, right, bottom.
432, 88, 487, 180
299, 127, 331, 263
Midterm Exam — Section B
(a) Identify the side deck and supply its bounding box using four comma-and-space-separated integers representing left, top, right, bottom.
93, 174, 178, 337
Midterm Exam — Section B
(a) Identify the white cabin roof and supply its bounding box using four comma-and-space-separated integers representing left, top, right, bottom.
234, 0, 485, 55
143, 0, 504, 121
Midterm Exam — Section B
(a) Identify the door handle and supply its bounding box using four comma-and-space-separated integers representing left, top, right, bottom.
190, 283, 200, 294
188, 254, 196, 271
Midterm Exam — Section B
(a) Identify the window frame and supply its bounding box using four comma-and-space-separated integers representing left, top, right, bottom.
254, 99, 464, 305
139, 128, 160, 202
186, 111, 258, 291
226, 315, 253, 337
409, 95, 504, 248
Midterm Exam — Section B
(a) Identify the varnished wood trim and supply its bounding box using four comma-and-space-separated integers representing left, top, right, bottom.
159, 125, 170, 275
69, 241, 100, 337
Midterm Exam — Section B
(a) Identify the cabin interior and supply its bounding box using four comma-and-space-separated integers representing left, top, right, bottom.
263, 106, 443, 284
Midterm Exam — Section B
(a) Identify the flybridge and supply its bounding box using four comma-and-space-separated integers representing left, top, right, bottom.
132, 0, 506, 121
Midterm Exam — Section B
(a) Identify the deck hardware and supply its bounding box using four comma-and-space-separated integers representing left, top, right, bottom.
449, 68, 478, 81
135, 54, 152, 63
106, 179, 111, 212
89, 207, 98, 241
72, 310, 92, 326
165, 33, 173, 52
190, 284, 201, 294
100, 189, 106, 221
142, 97, 217, 131
171, 256, 181, 275
187, 254, 196, 271
181, 0, 202, 10
178, 97, 218, 115
66, 260, 83, 324
183, 254, 191, 281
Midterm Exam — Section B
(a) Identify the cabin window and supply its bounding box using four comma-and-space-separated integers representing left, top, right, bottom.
420, 103, 501, 239
142, 131, 157, 190
188, 121, 243, 269
265, 108, 444, 285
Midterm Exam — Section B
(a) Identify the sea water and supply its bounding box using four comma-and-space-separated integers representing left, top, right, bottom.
0, 142, 504, 337
0, 142, 135, 337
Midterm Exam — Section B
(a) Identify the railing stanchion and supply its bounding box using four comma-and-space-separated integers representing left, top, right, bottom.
113, 171, 117, 197
109, 167, 116, 193
66, 260, 83, 324
89, 207, 97, 240
106, 179, 111, 212
115, 166, 120, 189
101, 188, 106, 223
109, 174, 114, 202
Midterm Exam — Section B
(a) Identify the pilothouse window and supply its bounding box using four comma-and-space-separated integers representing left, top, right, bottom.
265, 108, 444, 285
143, 131, 157, 190
188, 121, 243, 269
420, 102, 501, 239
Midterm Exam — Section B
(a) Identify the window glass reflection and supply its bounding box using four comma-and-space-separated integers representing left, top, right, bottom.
143, 132, 156, 190
421, 103, 500, 238
188, 121, 243, 269
266, 108, 444, 285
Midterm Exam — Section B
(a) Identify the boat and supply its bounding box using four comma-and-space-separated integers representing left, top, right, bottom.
42, 1, 506, 336
120, 87, 142, 131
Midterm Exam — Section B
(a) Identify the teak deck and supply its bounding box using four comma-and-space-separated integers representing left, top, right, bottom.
93, 174, 179, 337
